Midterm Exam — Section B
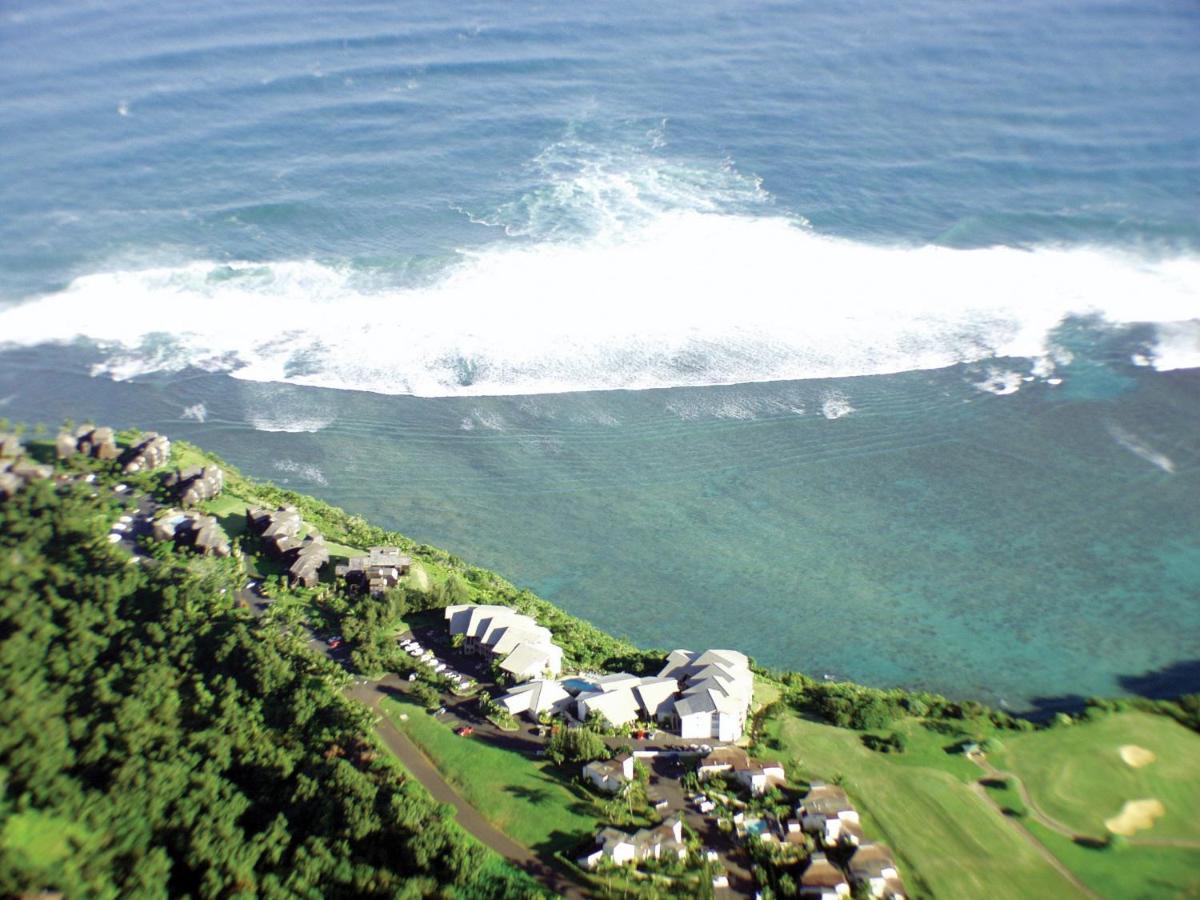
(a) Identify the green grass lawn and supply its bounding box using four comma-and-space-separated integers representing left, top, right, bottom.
991, 711, 1200, 843
757, 710, 1088, 899
1025, 821, 1200, 899
381, 695, 605, 857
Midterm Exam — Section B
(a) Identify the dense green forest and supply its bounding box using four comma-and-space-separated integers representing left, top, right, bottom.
0, 477, 536, 898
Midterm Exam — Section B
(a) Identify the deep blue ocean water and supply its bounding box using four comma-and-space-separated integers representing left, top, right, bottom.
1, 0, 1198, 710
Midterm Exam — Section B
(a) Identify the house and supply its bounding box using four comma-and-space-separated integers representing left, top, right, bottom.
0, 455, 52, 499
57, 425, 119, 461
697, 747, 750, 779
848, 843, 906, 899
732, 758, 786, 796
799, 784, 860, 845
800, 853, 850, 898
0, 433, 21, 458
583, 754, 635, 794
658, 649, 753, 742
336, 547, 412, 595
247, 505, 303, 556
166, 465, 224, 506
578, 817, 685, 870
122, 432, 171, 473
153, 510, 230, 557
288, 533, 330, 588
496, 679, 573, 719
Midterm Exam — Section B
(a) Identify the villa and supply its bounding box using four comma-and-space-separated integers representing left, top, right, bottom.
496, 679, 573, 719
697, 748, 786, 795
153, 510, 230, 557
659, 648, 754, 742
444, 604, 563, 681
57, 425, 119, 461
582, 754, 635, 794
799, 783, 861, 845
578, 817, 686, 870
337, 547, 412, 595
166, 464, 224, 507
848, 843, 907, 899
246, 506, 329, 587
122, 432, 171, 473
287, 534, 330, 588
800, 852, 851, 898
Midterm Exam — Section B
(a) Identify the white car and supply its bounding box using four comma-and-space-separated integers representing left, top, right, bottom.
111, 523, 127, 532
83, 473, 96, 483
119, 515, 133, 524
408, 649, 423, 657
106, 533, 122, 544
113, 484, 128, 493
433, 663, 446, 672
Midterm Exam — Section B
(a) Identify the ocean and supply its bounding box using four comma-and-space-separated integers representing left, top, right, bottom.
1, 0, 1197, 711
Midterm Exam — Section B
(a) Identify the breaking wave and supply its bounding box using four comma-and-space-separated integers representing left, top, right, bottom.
0, 141, 1197, 398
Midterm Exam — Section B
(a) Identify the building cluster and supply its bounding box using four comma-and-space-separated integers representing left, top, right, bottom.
483, 640, 755, 741
56, 425, 119, 461
152, 510, 231, 557
794, 783, 907, 899
336, 547, 412, 596
578, 817, 686, 870
121, 432, 171, 473
0, 433, 52, 499
582, 753, 636, 794
246, 506, 329, 588
166, 464, 224, 507
445, 604, 564, 682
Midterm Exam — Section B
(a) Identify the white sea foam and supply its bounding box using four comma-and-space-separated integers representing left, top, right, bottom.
1106, 424, 1176, 474
273, 459, 329, 486
973, 369, 1025, 396
181, 402, 207, 423
821, 392, 856, 420
248, 412, 332, 433
0, 143, 1197, 398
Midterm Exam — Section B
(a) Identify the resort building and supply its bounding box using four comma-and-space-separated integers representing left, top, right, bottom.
57, 425, 119, 461
578, 817, 686, 870
848, 843, 907, 899
246, 505, 329, 587
496, 679, 573, 719
800, 852, 851, 898
336, 547, 412, 595
658, 648, 754, 742
0, 433, 21, 458
122, 432, 171, 473
582, 754, 635, 794
799, 783, 861, 845
153, 510, 230, 557
166, 464, 224, 507
444, 604, 563, 681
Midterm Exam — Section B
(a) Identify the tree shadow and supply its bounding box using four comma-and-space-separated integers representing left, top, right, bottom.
1118, 659, 1200, 700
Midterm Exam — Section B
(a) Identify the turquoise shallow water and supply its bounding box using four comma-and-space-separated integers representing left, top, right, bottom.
1, 0, 1198, 710
2, 345, 1197, 712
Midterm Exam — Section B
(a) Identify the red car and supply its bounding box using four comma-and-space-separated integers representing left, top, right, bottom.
327, 638, 343, 650
455, 726, 475, 737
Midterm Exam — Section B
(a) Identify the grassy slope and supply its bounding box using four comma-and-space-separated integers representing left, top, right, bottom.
758, 712, 1086, 899
380, 696, 604, 858
991, 711, 1200, 842
1026, 823, 1200, 900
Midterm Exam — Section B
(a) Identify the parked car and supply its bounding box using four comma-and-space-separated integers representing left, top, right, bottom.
455, 726, 474, 737
408, 673, 419, 682
327, 638, 343, 650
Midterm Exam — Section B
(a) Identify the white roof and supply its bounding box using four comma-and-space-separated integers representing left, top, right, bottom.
579, 688, 642, 726
499, 642, 562, 677
499, 679, 570, 715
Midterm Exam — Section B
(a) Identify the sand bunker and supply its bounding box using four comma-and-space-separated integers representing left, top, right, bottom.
1119, 744, 1156, 768
1105, 799, 1165, 836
